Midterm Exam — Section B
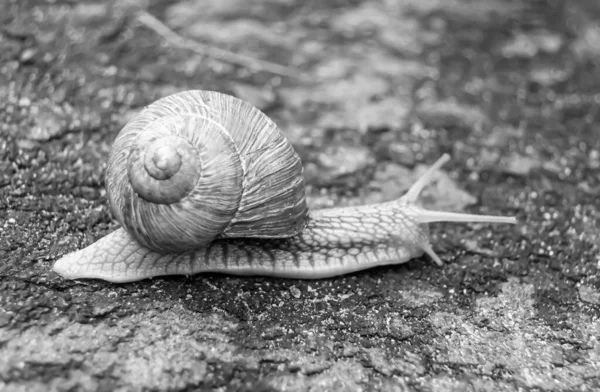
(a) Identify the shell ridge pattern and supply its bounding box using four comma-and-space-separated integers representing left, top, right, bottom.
208, 93, 308, 239
139, 111, 247, 187
176, 112, 248, 233
170, 92, 249, 228
176, 113, 247, 178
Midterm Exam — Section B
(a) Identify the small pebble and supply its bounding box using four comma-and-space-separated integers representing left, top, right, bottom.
289, 286, 301, 298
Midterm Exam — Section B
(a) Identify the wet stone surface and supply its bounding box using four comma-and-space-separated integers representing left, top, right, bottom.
1, 0, 600, 391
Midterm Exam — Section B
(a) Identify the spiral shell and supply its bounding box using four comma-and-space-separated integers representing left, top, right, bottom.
106, 90, 308, 252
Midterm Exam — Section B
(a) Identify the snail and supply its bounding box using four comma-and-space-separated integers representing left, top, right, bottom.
53, 90, 517, 283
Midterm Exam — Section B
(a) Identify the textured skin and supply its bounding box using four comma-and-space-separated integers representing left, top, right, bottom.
53, 200, 430, 283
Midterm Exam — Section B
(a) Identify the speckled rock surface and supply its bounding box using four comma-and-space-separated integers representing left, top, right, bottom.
1, 0, 599, 391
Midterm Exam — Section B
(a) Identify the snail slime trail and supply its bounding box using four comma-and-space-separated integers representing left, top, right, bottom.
53, 90, 517, 283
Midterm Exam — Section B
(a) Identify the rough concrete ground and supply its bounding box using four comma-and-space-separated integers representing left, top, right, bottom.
1, 0, 599, 391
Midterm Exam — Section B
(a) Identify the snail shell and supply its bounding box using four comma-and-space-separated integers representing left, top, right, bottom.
106, 90, 308, 252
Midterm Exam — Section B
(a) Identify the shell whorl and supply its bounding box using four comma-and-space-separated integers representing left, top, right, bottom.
128, 131, 201, 204
106, 90, 308, 253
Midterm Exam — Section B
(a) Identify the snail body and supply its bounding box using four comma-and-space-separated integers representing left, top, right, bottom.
53, 90, 516, 283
